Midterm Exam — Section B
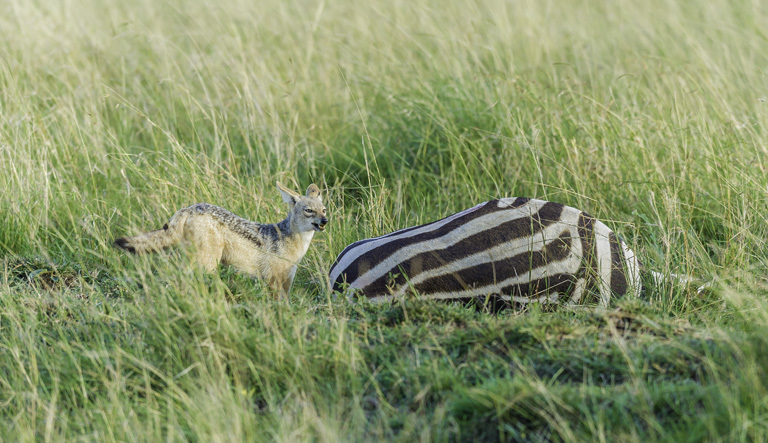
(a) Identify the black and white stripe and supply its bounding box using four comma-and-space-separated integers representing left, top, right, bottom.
329, 198, 641, 307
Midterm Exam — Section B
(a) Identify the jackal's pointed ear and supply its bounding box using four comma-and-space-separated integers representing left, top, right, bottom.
276, 181, 300, 204
305, 184, 322, 202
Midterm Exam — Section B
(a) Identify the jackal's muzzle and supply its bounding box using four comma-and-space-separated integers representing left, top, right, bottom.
312, 218, 328, 232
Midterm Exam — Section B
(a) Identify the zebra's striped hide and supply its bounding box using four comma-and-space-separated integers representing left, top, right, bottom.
329, 198, 641, 307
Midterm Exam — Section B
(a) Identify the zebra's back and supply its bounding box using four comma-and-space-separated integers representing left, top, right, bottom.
329, 198, 641, 307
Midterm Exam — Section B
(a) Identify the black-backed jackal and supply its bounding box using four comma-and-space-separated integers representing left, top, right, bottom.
115, 182, 328, 297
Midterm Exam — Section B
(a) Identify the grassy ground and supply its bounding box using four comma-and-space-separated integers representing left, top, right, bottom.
1, 0, 768, 440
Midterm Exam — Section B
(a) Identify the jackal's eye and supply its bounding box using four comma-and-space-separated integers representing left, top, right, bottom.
304, 208, 313, 215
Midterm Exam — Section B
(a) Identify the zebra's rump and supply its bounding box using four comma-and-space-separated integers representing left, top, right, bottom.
329, 198, 641, 307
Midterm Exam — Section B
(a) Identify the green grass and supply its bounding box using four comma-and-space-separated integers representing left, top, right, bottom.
2, 0, 768, 440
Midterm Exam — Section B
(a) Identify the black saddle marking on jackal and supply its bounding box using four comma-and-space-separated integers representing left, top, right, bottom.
194, 203, 269, 248
258, 222, 290, 252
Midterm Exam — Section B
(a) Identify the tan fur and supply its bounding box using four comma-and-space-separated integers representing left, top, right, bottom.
114, 182, 328, 297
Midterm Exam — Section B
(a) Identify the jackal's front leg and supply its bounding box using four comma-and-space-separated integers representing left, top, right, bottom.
265, 274, 293, 299
280, 275, 294, 299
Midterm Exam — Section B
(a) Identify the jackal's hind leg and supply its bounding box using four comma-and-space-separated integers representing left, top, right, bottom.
189, 248, 223, 273
183, 222, 225, 273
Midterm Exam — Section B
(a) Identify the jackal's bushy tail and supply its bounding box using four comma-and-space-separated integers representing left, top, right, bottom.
114, 209, 189, 254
